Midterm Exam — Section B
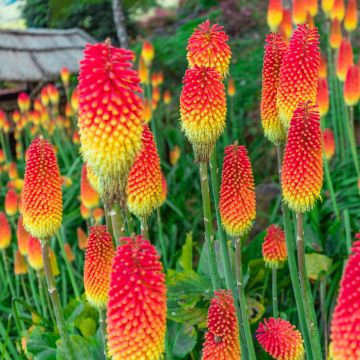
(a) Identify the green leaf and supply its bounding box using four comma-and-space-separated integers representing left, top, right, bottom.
172, 324, 197, 358
179, 232, 193, 271
26, 326, 58, 360
305, 253, 333, 281
247, 297, 265, 324
57, 335, 104, 360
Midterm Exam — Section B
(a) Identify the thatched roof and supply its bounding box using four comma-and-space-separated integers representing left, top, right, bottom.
0, 28, 95, 82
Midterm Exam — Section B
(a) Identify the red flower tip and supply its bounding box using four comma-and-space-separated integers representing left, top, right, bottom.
27, 236, 43, 271
180, 66, 226, 162
261, 33, 288, 144
22, 138, 62, 239
187, 20, 231, 76
344, 0, 358, 32
0, 212, 11, 250
80, 164, 100, 209
127, 125, 163, 218
17, 215, 30, 256
330, 241, 360, 358
141, 41, 154, 66
267, 0, 284, 32
220, 144, 256, 237
262, 224, 287, 268
18, 92, 30, 113
84, 225, 114, 309
329, 19, 342, 49
202, 290, 241, 359
277, 24, 320, 129
256, 317, 305, 360
5, 188, 18, 216
336, 38, 354, 82
322, 128, 335, 160
344, 64, 360, 106
281, 101, 323, 213
107, 236, 166, 359
317, 77, 330, 117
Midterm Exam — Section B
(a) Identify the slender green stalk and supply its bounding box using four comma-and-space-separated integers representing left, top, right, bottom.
209, 152, 250, 359
1, 250, 16, 298
37, 272, 48, 317
323, 155, 340, 219
272, 267, 279, 318
276, 145, 313, 357
99, 308, 108, 358
198, 162, 221, 290
20, 276, 30, 304
320, 275, 328, 359
156, 208, 168, 270
124, 208, 134, 235
334, 76, 346, 159
28, 266, 42, 314
295, 213, 322, 359
56, 232, 80, 299
344, 209, 352, 255
344, 106, 360, 177
41, 241, 75, 360
110, 203, 125, 245
43, 274, 57, 326
140, 217, 149, 240
235, 239, 256, 360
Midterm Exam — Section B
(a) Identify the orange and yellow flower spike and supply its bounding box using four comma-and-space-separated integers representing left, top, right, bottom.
279, 8, 293, 42
180, 66, 226, 162
5, 188, 18, 216
77, 227, 87, 250
70, 88, 79, 112
262, 224, 287, 268
169, 145, 181, 166
277, 24, 320, 129
127, 125, 163, 219
219, 143, 256, 237
336, 38, 354, 81
305, 0, 318, 17
187, 20, 231, 77
227, 78, 236, 97
163, 90, 171, 105
141, 41, 154, 67
330, 240, 360, 359
323, 128, 335, 160
84, 225, 114, 309
317, 78, 330, 117
27, 236, 43, 271
78, 42, 143, 205
261, 33, 287, 144
281, 101, 323, 213
143, 98, 152, 123
22, 138, 62, 240
107, 236, 166, 360
0, 212, 11, 250
329, 18, 342, 49
18, 92, 30, 113
202, 290, 241, 360
344, 0, 358, 32
256, 317, 305, 360
63, 243, 75, 262
322, 0, 335, 16
292, 0, 307, 24
60, 67, 70, 87
80, 202, 91, 220
8, 162, 18, 180
319, 53, 328, 78
330, 0, 345, 21
17, 215, 30, 256
14, 250, 27, 275
344, 64, 360, 106
138, 56, 149, 84
267, 0, 283, 32
92, 207, 104, 224
80, 164, 99, 210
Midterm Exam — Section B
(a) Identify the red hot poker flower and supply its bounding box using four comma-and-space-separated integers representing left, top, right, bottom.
344, 64, 360, 106
317, 77, 330, 117
267, 0, 284, 32
336, 38, 354, 82
107, 236, 166, 360
323, 128, 335, 160
80, 164, 99, 209
0, 212, 11, 250
262, 224, 287, 268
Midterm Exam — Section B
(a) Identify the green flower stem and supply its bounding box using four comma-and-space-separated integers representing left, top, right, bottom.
56, 232, 80, 299
157, 208, 168, 271
141, 217, 149, 240
272, 267, 279, 318
323, 155, 340, 219
276, 145, 313, 358
42, 274, 57, 326
110, 203, 125, 245
296, 213, 322, 359
344, 209, 352, 255
99, 308, 109, 358
320, 274, 328, 359
37, 272, 48, 318
235, 238, 256, 360
28, 265, 42, 314
209, 152, 251, 359
41, 240, 76, 360
20, 275, 31, 304
1, 250, 16, 298
198, 162, 221, 290
344, 106, 360, 177
124, 207, 135, 236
